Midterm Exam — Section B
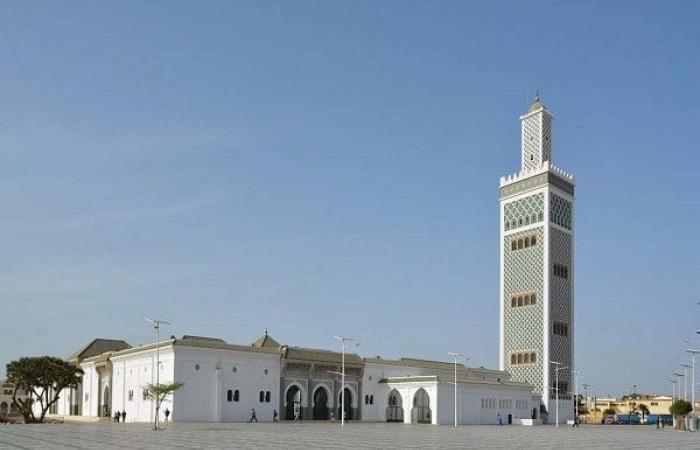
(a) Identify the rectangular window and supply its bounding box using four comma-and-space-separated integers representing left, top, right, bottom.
553, 321, 569, 337
553, 263, 569, 279
511, 292, 537, 308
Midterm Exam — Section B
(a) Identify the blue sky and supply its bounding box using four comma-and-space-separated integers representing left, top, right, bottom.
0, 1, 698, 396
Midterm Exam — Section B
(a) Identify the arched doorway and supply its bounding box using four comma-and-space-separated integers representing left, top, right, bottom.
313, 387, 329, 420
337, 388, 352, 421
0, 402, 8, 416
386, 389, 403, 422
285, 385, 302, 420
103, 385, 110, 416
411, 388, 431, 424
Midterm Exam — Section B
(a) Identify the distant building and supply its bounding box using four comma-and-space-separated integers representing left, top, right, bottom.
584, 394, 700, 423
1, 380, 30, 418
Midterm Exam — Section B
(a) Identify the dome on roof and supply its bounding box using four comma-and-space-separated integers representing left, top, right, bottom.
528, 90, 547, 112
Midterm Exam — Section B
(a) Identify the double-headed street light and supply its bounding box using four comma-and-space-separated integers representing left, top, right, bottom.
145, 317, 171, 430
447, 352, 466, 427
674, 373, 686, 401
550, 361, 567, 427
333, 336, 359, 427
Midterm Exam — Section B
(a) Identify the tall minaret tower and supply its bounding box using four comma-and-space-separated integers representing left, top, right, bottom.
499, 93, 575, 423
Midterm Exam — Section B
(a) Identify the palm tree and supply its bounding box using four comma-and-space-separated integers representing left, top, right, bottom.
638, 404, 649, 422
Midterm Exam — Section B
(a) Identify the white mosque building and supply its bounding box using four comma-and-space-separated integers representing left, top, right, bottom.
37, 95, 575, 425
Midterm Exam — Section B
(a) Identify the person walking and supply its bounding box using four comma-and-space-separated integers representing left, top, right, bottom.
121, 410, 126, 423
572, 416, 579, 428
249, 409, 258, 423
496, 413, 502, 425
164, 408, 170, 423
273, 409, 279, 423
114, 410, 120, 423
293, 409, 299, 423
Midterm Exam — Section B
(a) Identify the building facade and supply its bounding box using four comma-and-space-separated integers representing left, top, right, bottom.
499, 94, 575, 423
38, 333, 539, 425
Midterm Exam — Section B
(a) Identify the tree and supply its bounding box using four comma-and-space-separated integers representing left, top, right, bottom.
669, 399, 692, 416
637, 404, 649, 421
603, 407, 616, 416
143, 381, 184, 429
6, 356, 83, 423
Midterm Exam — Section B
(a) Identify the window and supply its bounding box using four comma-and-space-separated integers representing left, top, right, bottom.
265, 391, 271, 403
232, 367, 237, 373
195, 364, 200, 371
511, 234, 537, 252
511, 351, 537, 365
553, 321, 569, 337
511, 292, 536, 308
142, 390, 148, 401
365, 395, 369, 405
370, 395, 374, 405
553, 264, 569, 279
128, 390, 134, 401
259, 391, 265, 402
233, 390, 240, 402
227, 390, 233, 402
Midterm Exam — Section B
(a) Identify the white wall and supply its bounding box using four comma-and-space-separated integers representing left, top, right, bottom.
110, 347, 175, 423
172, 346, 280, 423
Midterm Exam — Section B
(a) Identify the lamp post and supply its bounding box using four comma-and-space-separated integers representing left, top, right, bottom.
145, 318, 170, 430
550, 361, 567, 427
572, 370, 582, 422
670, 379, 678, 402
448, 352, 465, 427
686, 349, 700, 417
333, 336, 358, 427
681, 364, 692, 402
674, 373, 686, 401
582, 384, 590, 423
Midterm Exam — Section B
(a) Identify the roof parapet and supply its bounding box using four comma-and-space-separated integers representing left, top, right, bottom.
499, 160, 574, 188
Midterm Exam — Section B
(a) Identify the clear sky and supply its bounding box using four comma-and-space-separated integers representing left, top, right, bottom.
0, 1, 698, 397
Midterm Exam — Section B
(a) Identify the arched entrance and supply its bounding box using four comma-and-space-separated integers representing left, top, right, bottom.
411, 388, 431, 424
337, 388, 352, 421
386, 389, 403, 422
0, 402, 8, 416
103, 385, 110, 416
285, 385, 302, 420
312, 387, 329, 420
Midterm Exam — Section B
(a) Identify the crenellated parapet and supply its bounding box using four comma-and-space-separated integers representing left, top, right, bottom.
500, 161, 574, 188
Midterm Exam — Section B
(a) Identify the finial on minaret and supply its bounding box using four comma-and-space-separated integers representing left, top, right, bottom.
534, 89, 540, 103
265, 328, 268, 336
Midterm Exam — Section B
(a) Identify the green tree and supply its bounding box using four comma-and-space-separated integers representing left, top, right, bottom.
669, 399, 692, 416
603, 407, 616, 416
6, 356, 84, 423
143, 381, 184, 429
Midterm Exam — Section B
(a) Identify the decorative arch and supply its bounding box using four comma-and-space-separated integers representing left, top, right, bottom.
411, 388, 431, 424
386, 389, 403, 422
0, 401, 8, 416
312, 385, 330, 420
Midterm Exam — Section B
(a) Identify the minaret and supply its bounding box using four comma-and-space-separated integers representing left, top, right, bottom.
499, 93, 575, 424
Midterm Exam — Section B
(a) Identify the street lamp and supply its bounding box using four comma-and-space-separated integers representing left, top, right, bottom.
145, 318, 170, 430
582, 383, 590, 424
674, 373, 686, 401
333, 336, 359, 427
448, 352, 466, 427
686, 349, 700, 417
550, 361, 567, 427
572, 370, 582, 422
670, 379, 678, 401
681, 363, 692, 402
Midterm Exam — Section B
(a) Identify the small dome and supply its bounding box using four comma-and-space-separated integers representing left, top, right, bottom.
528, 90, 547, 112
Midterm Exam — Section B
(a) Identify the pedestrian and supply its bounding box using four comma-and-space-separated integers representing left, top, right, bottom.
293, 410, 299, 423
572, 416, 579, 428
656, 416, 660, 429
121, 410, 126, 423
249, 408, 258, 423
661, 417, 665, 429
164, 408, 170, 423
273, 409, 279, 423
114, 410, 120, 423
496, 413, 502, 425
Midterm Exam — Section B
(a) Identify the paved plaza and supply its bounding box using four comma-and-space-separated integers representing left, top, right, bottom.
0, 422, 697, 449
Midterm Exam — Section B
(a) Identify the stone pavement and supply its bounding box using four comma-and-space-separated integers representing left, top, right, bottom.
0, 422, 697, 449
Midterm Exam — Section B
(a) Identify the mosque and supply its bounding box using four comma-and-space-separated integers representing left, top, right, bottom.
37, 95, 575, 425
